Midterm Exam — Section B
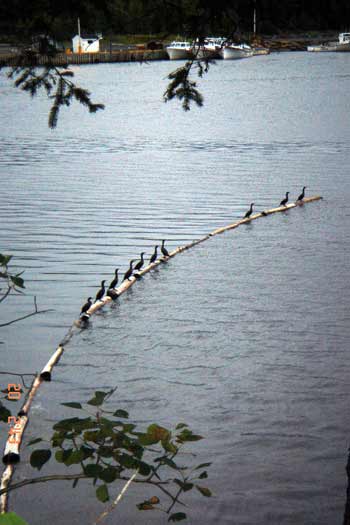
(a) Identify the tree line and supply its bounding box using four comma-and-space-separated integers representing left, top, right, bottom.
1, 0, 350, 43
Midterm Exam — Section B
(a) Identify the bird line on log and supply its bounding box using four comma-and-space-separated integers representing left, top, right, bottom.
0, 195, 322, 512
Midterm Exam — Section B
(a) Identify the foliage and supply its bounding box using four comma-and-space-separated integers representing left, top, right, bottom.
0, 254, 50, 331
4, 389, 212, 522
0, 513, 29, 525
0, 254, 25, 301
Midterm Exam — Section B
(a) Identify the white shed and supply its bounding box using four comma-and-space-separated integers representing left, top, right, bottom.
72, 34, 102, 53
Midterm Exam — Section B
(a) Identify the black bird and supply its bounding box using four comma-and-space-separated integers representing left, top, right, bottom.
108, 269, 119, 289
123, 260, 135, 281
244, 203, 254, 219
95, 280, 106, 302
134, 253, 145, 272
149, 245, 158, 264
161, 239, 169, 257
280, 192, 289, 207
296, 186, 306, 202
80, 297, 92, 315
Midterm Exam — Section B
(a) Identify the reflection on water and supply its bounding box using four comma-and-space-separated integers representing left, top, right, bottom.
1, 53, 350, 524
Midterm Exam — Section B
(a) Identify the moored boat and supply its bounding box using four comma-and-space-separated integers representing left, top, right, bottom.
307, 32, 350, 52
221, 42, 253, 60
193, 37, 226, 59
166, 41, 193, 60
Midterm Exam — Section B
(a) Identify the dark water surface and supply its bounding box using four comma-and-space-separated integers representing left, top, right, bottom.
1, 53, 350, 524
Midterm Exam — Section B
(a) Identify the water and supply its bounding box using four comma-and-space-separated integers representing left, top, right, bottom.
0, 52, 350, 524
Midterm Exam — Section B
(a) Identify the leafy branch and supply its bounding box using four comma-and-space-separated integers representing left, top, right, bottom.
1, 43, 105, 129
1, 389, 212, 522
0, 254, 52, 330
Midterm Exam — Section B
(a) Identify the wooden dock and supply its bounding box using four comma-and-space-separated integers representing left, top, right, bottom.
0, 49, 168, 67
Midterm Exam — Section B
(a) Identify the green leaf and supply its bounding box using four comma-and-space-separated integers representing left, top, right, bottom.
27, 438, 43, 446
0, 403, 11, 422
0, 511, 29, 525
99, 466, 118, 483
30, 449, 51, 470
196, 485, 212, 497
10, 275, 25, 288
174, 479, 193, 492
63, 449, 85, 466
61, 402, 82, 409
87, 391, 108, 406
84, 464, 103, 477
175, 423, 188, 430
194, 462, 212, 470
176, 429, 203, 443
0, 254, 12, 266
199, 471, 208, 479
138, 424, 171, 446
155, 456, 178, 470
168, 512, 187, 522
96, 484, 109, 503
55, 448, 73, 463
113, 409, 129, 418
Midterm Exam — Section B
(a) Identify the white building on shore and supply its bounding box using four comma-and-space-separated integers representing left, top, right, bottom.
72, 34, 102, 53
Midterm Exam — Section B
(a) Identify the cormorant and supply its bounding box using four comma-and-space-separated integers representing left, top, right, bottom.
80, 297, 92, 315
108, 269, 119, 289
296, 186, 306, 202
134, 253, 145, 272
280, 192, 289, 206
123, 260, 135, 281
149, 245, 158, 263
161, 239, 169, 257
244, 203, 254, 219
95, 280, 106, 302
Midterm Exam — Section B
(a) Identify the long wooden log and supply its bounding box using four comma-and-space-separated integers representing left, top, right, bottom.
0, 194, 322, 508
77, 195, 322, 324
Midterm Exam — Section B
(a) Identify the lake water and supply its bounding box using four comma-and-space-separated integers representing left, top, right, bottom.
1, 52, 350, 524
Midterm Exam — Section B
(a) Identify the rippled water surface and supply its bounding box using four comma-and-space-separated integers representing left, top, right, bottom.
1, 53, 350, 524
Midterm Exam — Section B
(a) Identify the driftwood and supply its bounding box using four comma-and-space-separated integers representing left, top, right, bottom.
0, 194, 322, 511
76, 195, 322, 324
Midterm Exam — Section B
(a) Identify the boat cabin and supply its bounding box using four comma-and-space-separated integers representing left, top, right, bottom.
339, 33, 350, 44
72, 34, 102, 53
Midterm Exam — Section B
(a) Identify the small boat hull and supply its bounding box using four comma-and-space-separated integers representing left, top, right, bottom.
166, 41, 193, 60
221, 47, 253, 60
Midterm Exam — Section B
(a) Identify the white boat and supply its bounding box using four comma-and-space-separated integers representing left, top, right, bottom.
193, 37, 226, 59
221, 43, 253, 60
166, 41, 193, 60
307, 32, 350, 52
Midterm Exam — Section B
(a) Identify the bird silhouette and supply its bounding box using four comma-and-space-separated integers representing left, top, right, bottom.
123, 260, 135, 281
150, 245, 158, 263
280, 192, 289, 206
244, 203, 254, 219
80, 297, 92, 315
134, 253, 145, 272
161, 240, 169, 257
95, 281, 106, 302
296, 186, 306, 202
108, 269, 119, 289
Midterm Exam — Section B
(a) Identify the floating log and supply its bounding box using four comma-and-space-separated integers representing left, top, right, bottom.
75, 195, 322, 325
0, 194, 322, 510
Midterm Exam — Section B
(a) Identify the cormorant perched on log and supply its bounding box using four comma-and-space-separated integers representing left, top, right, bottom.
95, 280, 106, 302
244, 203, 254, 219
149, 245, 158, 264
134, 253, 145, 272
123, 260, 135, 281
80, 297, 92, 315
280, 192, 289, 206
108, 269, 119, 289
161, 240, 169, 257
296, 186, 306, 202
